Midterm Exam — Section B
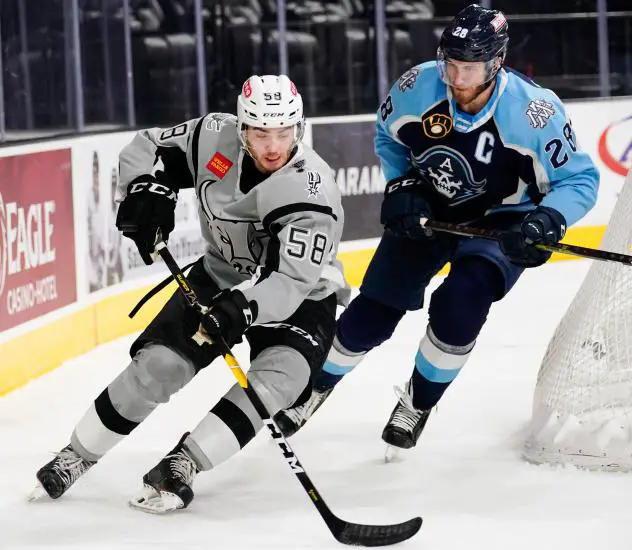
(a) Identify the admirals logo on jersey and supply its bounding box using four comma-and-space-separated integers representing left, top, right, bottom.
526, 99, 555, 129
306, 171, 321, 199
398, 67, 420, 92
415, 146, 487, 205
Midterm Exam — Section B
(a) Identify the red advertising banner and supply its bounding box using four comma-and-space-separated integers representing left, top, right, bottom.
0, 149, 76, 331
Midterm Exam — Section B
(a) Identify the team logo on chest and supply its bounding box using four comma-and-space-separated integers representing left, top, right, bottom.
214, 222, 267, 276
415, 146, 487, 205
306, 171, 322, 199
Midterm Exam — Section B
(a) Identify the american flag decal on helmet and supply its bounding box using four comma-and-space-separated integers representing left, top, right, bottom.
490, 13, 507, 32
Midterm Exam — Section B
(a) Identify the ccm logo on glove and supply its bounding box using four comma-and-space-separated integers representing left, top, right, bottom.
129, 181, 177, 201
116, 175, 178, 265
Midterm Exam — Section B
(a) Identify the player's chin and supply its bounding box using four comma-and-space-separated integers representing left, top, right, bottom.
261, 157, 285, 172
452, 89, 478, 103
452, 86, 474, 95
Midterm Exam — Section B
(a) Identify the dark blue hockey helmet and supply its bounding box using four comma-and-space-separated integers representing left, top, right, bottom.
437, 4, 509, 84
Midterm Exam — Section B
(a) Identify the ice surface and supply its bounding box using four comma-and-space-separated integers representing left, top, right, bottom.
2, 261, 631, 549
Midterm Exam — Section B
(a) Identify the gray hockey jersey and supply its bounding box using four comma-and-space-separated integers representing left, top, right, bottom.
118, 113, 348, 325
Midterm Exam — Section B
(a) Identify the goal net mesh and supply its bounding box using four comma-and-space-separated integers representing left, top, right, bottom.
524, 169, 632, 471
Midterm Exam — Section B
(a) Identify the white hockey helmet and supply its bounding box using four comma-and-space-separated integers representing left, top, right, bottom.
237, 74, 305, 148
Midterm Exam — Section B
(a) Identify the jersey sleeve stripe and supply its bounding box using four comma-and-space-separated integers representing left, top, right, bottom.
262, 203, 337, 233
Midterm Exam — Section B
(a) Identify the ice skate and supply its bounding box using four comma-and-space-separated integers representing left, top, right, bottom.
29, 444, 96, 501
273, 387, 334, 437
382, 383, 431, 462
129, 433, 199, 514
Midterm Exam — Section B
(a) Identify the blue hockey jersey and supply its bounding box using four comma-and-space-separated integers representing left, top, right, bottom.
375, 62, 599, 226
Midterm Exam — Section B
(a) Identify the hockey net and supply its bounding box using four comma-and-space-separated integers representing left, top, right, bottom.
524, 169, 632, 471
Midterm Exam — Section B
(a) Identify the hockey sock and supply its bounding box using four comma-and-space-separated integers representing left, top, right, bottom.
315, 336, 367, 391
410, 326, 475, 410
315, 293, 406, 391
410, 256, 502, 410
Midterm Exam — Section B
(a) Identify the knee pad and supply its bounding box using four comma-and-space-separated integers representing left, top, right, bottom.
429, 256, 503, 346
124, 344, 196, 405
72, 345, 195, 460
248, 346, 310, 415
337, 293, 406, 352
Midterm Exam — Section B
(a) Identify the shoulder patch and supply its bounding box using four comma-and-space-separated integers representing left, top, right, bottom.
205, 113, 236, 132
206, 152, 233, 179
398, 67, 421, 92
525, 99, 556, 129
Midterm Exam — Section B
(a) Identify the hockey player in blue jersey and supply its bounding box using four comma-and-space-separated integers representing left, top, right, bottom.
274, 3, 600, 451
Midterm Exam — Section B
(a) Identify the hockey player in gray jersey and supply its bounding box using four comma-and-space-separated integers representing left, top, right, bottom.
31, 75, 347, 512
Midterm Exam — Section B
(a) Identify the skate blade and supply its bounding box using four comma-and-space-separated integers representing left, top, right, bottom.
384, 445, 402, 464
129, 485, 185, 514
27, 481, 49, 502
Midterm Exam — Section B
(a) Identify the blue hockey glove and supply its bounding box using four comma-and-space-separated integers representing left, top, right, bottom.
381, 175, 434, 239
499, 206, 567, 267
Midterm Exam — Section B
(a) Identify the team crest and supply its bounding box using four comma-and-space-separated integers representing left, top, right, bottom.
306, 171, 322, 199
398, 67, 420, 92
526, 99, 555, 129
214, 222, 266, 276
422, 113, 453, 139
206, 113, 235, 132
414, 146, 486, 205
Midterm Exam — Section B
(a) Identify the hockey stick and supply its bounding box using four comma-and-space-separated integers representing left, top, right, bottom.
154, 242, 422, 547
421, 218, 632, 265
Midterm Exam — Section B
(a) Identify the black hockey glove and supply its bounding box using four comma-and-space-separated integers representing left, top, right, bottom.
499, 206, 567, 268
199, 289, 257, 348
381, 175, 434, 239
116, 175, 177, 265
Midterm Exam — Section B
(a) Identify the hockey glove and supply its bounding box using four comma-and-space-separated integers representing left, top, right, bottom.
199, 289, 257, 348
499, 206, 567, 268
116, 175, 177, 265
381, 175, 434, 239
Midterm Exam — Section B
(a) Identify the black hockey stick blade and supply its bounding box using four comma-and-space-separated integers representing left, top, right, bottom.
331, 515, 423, 547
